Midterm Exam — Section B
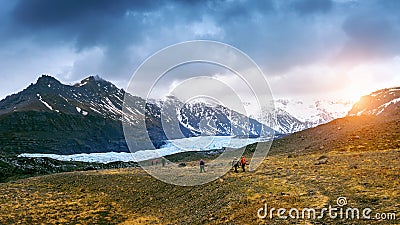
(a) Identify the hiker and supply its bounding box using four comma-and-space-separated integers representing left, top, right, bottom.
232, 157, 239, 173
156, 159, 159, 165
240, 156, 247, 172
199, 159, 206, 173
161, 158, 166, 167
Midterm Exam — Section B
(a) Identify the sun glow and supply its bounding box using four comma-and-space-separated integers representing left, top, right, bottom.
343, 86, 368, 102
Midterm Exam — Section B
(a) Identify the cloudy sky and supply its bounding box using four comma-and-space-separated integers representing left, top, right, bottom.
1, 0, 400, 102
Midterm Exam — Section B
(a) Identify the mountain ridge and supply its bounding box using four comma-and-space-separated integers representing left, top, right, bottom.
0, 75, 275, 155
348, 87, 400, 117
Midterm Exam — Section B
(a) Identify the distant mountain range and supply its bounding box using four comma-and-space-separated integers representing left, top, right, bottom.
0, 75, 273, 155
2, 75, 396, 156
253, 98, 353, 134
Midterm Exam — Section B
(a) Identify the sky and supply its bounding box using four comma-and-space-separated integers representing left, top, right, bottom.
1, 0, 400, 102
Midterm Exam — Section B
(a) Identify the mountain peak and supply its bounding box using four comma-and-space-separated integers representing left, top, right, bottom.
88, 75, 105, 82
36, 75, 61, 86
75, 75, 113, 88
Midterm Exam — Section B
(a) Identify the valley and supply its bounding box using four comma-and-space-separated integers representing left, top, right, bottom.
0, 113, 399, 224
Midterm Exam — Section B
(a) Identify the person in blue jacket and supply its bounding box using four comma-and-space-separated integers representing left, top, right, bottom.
199, 159, 206, 173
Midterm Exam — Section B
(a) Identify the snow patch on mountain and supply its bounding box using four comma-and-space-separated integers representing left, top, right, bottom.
376, 97, 400, 115
37, 94, 59, 112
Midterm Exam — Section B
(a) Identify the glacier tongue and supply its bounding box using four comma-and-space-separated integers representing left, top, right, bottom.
18, 136, 269, 163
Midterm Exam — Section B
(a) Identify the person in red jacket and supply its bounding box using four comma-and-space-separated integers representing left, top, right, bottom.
240, 156, 247, 172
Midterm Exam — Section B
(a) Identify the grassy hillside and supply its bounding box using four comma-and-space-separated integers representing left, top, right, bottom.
0, 111, 129, 155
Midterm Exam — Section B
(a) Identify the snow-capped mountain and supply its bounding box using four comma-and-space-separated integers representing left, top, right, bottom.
0, 75, 154, 154
348, 87, 400, 117
253, 99, 353, 134
154, 96, 275, 139
257, 108, 308, 134
275, 99, 353, 126
0, 75, 127, 119
0, 75, 275, 155
0, 74, 360, 156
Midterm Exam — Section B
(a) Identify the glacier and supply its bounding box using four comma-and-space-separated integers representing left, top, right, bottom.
18, 136, 270, 163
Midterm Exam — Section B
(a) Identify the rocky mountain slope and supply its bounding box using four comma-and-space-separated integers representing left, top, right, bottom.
256, 107, 308, 134
348, 87, 400, 117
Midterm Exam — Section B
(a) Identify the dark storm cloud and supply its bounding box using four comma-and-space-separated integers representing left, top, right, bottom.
289, 0, 333, 15
4, 0, 339, 77
1, 0, 400, 99
208, 0, 275, 23
12, 0, 160, 29
337, 0, 400, 65
8, 0, 274, 54
10, 0, 161, 48
8, 0, 191, 81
